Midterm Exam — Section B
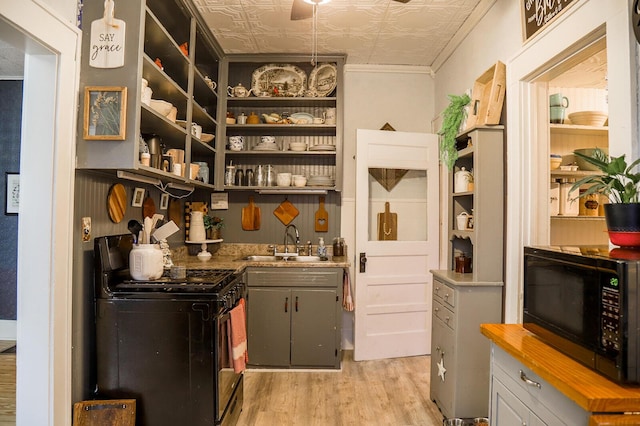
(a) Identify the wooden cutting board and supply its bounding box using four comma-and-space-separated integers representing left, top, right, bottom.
377, 202, 397, 240
315, 196, 328, 232
242, 196, 261, 230
142, 195, 156, 219
73, 399, 136, 426
274, 199, 299, 225
107, 183, 126, 223
168, 198, 182, 227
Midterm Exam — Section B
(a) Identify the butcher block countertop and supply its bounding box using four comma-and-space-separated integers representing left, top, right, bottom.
480, 324, 640, 414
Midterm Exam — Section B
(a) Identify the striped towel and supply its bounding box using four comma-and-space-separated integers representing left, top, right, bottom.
229, 299, 248, 373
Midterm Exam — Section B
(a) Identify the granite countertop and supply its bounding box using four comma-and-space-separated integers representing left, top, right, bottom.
171, 242, 351, 272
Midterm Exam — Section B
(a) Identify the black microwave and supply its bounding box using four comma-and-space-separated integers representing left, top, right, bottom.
524, 245, 640, 384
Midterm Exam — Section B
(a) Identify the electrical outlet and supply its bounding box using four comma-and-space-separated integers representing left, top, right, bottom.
82, 217, 91, 242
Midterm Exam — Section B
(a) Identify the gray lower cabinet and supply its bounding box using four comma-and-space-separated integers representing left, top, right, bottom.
489, 345, 588, 425
246, 267, 342, 369
429, 272, 503, 419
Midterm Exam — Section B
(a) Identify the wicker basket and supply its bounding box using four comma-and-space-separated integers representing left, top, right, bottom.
567, 111, 608, 126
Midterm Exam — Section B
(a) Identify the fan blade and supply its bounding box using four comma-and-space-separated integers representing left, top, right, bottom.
393, 0, 411, 3
291, 0, 313, 20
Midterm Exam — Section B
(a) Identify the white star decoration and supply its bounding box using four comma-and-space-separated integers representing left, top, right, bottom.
437, 357, 446, 382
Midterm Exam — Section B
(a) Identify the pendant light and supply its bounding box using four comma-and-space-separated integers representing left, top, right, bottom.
304, 0, 331, 65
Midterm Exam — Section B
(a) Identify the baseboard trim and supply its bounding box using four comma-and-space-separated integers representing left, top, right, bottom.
0, 321, 17, 340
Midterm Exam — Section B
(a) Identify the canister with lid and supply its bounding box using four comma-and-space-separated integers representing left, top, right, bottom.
559, 178, 579, 216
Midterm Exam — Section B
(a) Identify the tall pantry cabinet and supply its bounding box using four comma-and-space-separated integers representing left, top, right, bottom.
76, 0, 223, 190
430, 126, 504, 419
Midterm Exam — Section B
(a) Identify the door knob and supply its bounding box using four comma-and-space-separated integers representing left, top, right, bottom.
359, 252, 367, 273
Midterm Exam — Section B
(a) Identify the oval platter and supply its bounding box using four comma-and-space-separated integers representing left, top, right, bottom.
251, 63, 307, 97
308, 62, 337, 97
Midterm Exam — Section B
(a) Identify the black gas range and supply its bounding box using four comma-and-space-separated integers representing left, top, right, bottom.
93, 234, 244, 426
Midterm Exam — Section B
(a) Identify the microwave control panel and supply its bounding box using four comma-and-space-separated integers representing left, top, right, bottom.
601, 284, 621, 352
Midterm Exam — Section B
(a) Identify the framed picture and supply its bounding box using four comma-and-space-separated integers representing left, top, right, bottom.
83, 86, 127, 140
132, 187, 145, 207
5, 172, 19, 215
467, 216, 474, 230
160, 193, 169, 210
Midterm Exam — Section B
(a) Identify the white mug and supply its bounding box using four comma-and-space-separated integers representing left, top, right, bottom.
324, 108, 336, 125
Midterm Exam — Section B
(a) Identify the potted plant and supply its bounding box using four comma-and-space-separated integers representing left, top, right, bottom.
203, 215, 224, 240
571, 147, 640, 246
439, 93, 471, 170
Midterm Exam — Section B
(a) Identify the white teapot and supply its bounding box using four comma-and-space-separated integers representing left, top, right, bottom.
227, 83, 253, 98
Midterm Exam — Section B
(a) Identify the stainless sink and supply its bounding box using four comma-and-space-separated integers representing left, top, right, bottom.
292, 256, 323, 262
240, 255, 279, 262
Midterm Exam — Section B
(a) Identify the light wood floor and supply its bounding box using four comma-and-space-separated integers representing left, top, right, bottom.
0, 346, 443, 426
237, 351, 444, 426
0, 341, 16, 426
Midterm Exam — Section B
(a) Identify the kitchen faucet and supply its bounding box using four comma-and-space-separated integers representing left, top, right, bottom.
283, 224, 300, 254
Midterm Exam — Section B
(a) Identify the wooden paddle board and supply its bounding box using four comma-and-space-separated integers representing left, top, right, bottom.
274, 199, 299, 225
242, 196, 261, 230
142, 195, 156, 219
107, 183, 126, 223
315, 196, 328, 232
377, 201, 397, 240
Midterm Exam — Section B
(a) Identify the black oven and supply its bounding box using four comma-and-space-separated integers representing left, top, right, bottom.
524, 246, 640, 384
93, 234, 244, 426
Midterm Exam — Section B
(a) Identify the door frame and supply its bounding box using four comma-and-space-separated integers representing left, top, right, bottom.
0, 3, 81, 425
504, 1, 637, 322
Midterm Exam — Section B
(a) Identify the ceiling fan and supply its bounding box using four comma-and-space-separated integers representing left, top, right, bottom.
291, 0, 410, 21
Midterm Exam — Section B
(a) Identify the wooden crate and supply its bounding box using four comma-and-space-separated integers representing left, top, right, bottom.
73, 399, 136, 426
465, 61, 506, 128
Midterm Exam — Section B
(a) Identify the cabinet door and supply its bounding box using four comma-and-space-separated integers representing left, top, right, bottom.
491, 376, 545, 426
291, 289, 338, 367
247, 288, 291, 367
430, 312, 456, 418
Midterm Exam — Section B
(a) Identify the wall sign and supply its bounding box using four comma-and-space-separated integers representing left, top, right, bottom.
89, 0, 125, 68
521, 0, 578, 42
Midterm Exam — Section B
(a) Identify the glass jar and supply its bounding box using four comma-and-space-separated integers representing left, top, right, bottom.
225, 164, 235, 186
332, 237, 345, 257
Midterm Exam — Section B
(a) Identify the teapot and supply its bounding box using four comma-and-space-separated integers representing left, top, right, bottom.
227, 83, 253, 98
454, 167, 473, 193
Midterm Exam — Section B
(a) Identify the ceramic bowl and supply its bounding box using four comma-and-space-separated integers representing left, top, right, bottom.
289, 142, 307, 152
150, 99, 173, 116
293, 175, 307, 187
276, 173, 292, 187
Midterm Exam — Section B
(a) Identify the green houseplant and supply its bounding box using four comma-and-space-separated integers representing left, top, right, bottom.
571, 147, 640, 246
439, 93, 471, 170
203, 215, 224, 240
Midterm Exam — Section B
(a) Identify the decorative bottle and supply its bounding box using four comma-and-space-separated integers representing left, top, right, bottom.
317, 237, 327, 258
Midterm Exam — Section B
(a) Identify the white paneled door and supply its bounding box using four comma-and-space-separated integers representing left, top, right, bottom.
354, 129, 439, 361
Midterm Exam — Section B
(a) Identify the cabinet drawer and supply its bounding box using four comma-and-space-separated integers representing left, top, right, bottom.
246, 267, 341, 288
433, 299, 455, 331
433, 280, 456, 310
491, 345, 588, 424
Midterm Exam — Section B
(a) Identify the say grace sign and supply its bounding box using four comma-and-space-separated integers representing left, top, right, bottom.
522, 0, 578, 42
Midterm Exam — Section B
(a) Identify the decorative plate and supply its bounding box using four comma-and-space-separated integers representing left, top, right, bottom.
251, 64, 307, 97
289, 112, 314, 124
308, 63, 337, 97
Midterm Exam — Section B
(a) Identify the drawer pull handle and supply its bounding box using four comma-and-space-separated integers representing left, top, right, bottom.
519, 370, 541, 389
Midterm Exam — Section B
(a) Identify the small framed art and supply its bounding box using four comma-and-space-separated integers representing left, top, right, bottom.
83, 86, 127, 140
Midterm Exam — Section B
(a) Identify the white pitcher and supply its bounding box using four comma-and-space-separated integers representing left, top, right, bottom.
189, 211, 207, 242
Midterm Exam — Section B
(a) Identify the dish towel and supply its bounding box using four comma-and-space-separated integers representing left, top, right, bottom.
229, 298, 248, 373
343, 268, 354, 312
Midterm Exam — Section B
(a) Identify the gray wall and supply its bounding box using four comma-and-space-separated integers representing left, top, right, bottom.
0, 80, 22, 321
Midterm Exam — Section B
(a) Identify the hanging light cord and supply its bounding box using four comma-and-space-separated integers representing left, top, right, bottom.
311, 3, 318, 66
